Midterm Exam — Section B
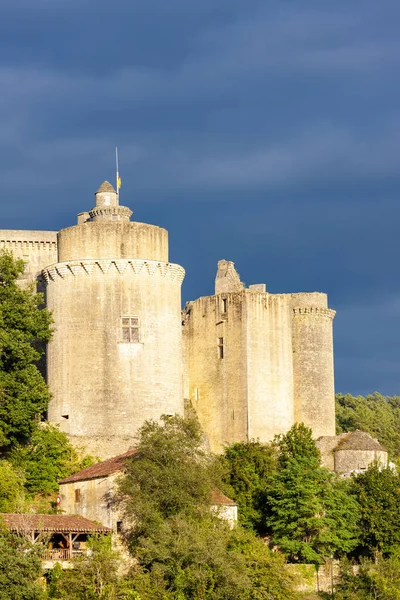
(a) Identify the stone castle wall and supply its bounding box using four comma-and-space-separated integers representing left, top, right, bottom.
246, 292, 294, 443
183, 261, 336, 452
0, 229, 57, 286
183, 293, 249, 453
0, 192, 337, 457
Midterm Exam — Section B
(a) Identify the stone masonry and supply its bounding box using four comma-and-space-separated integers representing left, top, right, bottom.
0, 182, 336, 458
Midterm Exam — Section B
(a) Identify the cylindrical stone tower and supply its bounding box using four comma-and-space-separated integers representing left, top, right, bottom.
44, 181, 185, 458
291, 292, 336, 438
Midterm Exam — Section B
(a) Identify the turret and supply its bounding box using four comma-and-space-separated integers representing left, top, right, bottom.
45, 181, 185, 458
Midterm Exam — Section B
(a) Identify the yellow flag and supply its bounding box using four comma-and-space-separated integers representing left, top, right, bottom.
117, 175, 121, 189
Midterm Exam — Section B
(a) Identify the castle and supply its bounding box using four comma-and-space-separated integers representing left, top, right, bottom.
0, 182, 336, 458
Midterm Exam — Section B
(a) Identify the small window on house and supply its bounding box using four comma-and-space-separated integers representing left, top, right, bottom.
222, 298, 227, 313
217, 337, 224, 359
116, 521, 123, 534
121, 317, 140, 343
75, 489, 81, 503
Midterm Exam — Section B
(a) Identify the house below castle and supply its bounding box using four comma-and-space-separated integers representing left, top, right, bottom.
58, 450, 238, 533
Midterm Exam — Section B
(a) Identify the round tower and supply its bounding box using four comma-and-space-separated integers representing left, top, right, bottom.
291, 293, 336, 438
44, 182, 185, 458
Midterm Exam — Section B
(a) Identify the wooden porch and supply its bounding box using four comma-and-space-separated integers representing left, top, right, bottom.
0, 513, 112, 563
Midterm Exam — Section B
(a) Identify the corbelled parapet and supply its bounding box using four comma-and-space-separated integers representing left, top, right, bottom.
88, 180, 132, 222
42, 259, 185, 282
292, 306, 336, 319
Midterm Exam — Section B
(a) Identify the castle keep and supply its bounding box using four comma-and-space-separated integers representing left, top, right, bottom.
0, 183, 336, 457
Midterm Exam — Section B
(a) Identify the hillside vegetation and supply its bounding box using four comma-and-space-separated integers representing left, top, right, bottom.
336, 392, 400, 461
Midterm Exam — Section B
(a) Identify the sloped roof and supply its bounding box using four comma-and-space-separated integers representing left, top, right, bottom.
335, 430, 386, 452
210, 489, 237, 506
1, 514, 111, 533
59, 450, 236, 506
59, 449, 138, 484
96, 181, 116, 194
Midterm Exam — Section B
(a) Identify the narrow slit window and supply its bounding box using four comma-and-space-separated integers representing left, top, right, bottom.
222, 298, 227, 313
218, 337, 224, 359
121, 317, 140, 343
75, 489, 81, 503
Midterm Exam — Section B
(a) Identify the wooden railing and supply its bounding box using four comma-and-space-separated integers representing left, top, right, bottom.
43, 548, 71, 561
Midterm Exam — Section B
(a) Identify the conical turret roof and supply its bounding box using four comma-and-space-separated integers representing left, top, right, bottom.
96, 181, 116, 194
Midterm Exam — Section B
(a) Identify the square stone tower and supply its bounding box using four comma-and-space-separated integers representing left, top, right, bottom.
182, 260, 335, 453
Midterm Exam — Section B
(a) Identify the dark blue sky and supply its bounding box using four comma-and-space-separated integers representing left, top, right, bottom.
1, 0, 399, 396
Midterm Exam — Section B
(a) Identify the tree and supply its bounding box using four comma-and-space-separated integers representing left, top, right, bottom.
266, 423, 359, 564
0, 251, 52, 450
0, 527, 45, 600
10, 424, 95, 496
119, 415, 225, 542
47, 535, 131, 600
127, 513, 298, 600
336, 392, 400, 462
352, 463, 400, 556
222, 440, 277, 534
118, 415, 299, 599
335, 555, 400, 600
0, 460, 25, 511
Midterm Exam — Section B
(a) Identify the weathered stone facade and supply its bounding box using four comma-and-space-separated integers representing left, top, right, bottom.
59, 450, 238, 531
182, 261, 336, 452
317, 430, 388, 476
0, 182, 337, 458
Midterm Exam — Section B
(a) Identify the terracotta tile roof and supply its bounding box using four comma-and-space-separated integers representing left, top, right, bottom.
335, 430, 386, 452
0, 514, 111, 533
59, 450, 236, 506
59, 449, 137, 484
210, 489, 237, 506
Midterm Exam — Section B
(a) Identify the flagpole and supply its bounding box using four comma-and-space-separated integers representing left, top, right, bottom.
116, 147, 119, 200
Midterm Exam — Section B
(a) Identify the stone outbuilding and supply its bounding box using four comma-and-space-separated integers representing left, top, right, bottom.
317, 430, 388, 476
59, 450, 238, 532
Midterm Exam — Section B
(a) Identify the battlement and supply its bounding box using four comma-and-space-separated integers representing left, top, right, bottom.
42, 259, 185, 283
0, 230, 58, 283
292, 307, 336, 319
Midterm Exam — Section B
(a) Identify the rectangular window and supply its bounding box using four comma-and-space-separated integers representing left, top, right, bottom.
116, 521, 123, 534
217, 337, 224, 359
75, 489, 81, 503
121, 317, 140, 343
222, 298, 227, 313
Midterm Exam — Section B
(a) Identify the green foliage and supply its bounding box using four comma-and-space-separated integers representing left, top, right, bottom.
47, 535, 128, 600
119, 415, 299, 599
127, 515, 298, 600
222, 440, 277, 533
336, 392, 400, 461
0, 460, 25, 511
0, 251, 53, 450
352, 464, 400, 556
119, 415, 226, 542
335, 555, 400, 600
10, 424, 95, 496
0, 527, 46, 600
266, 424, 359, 564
